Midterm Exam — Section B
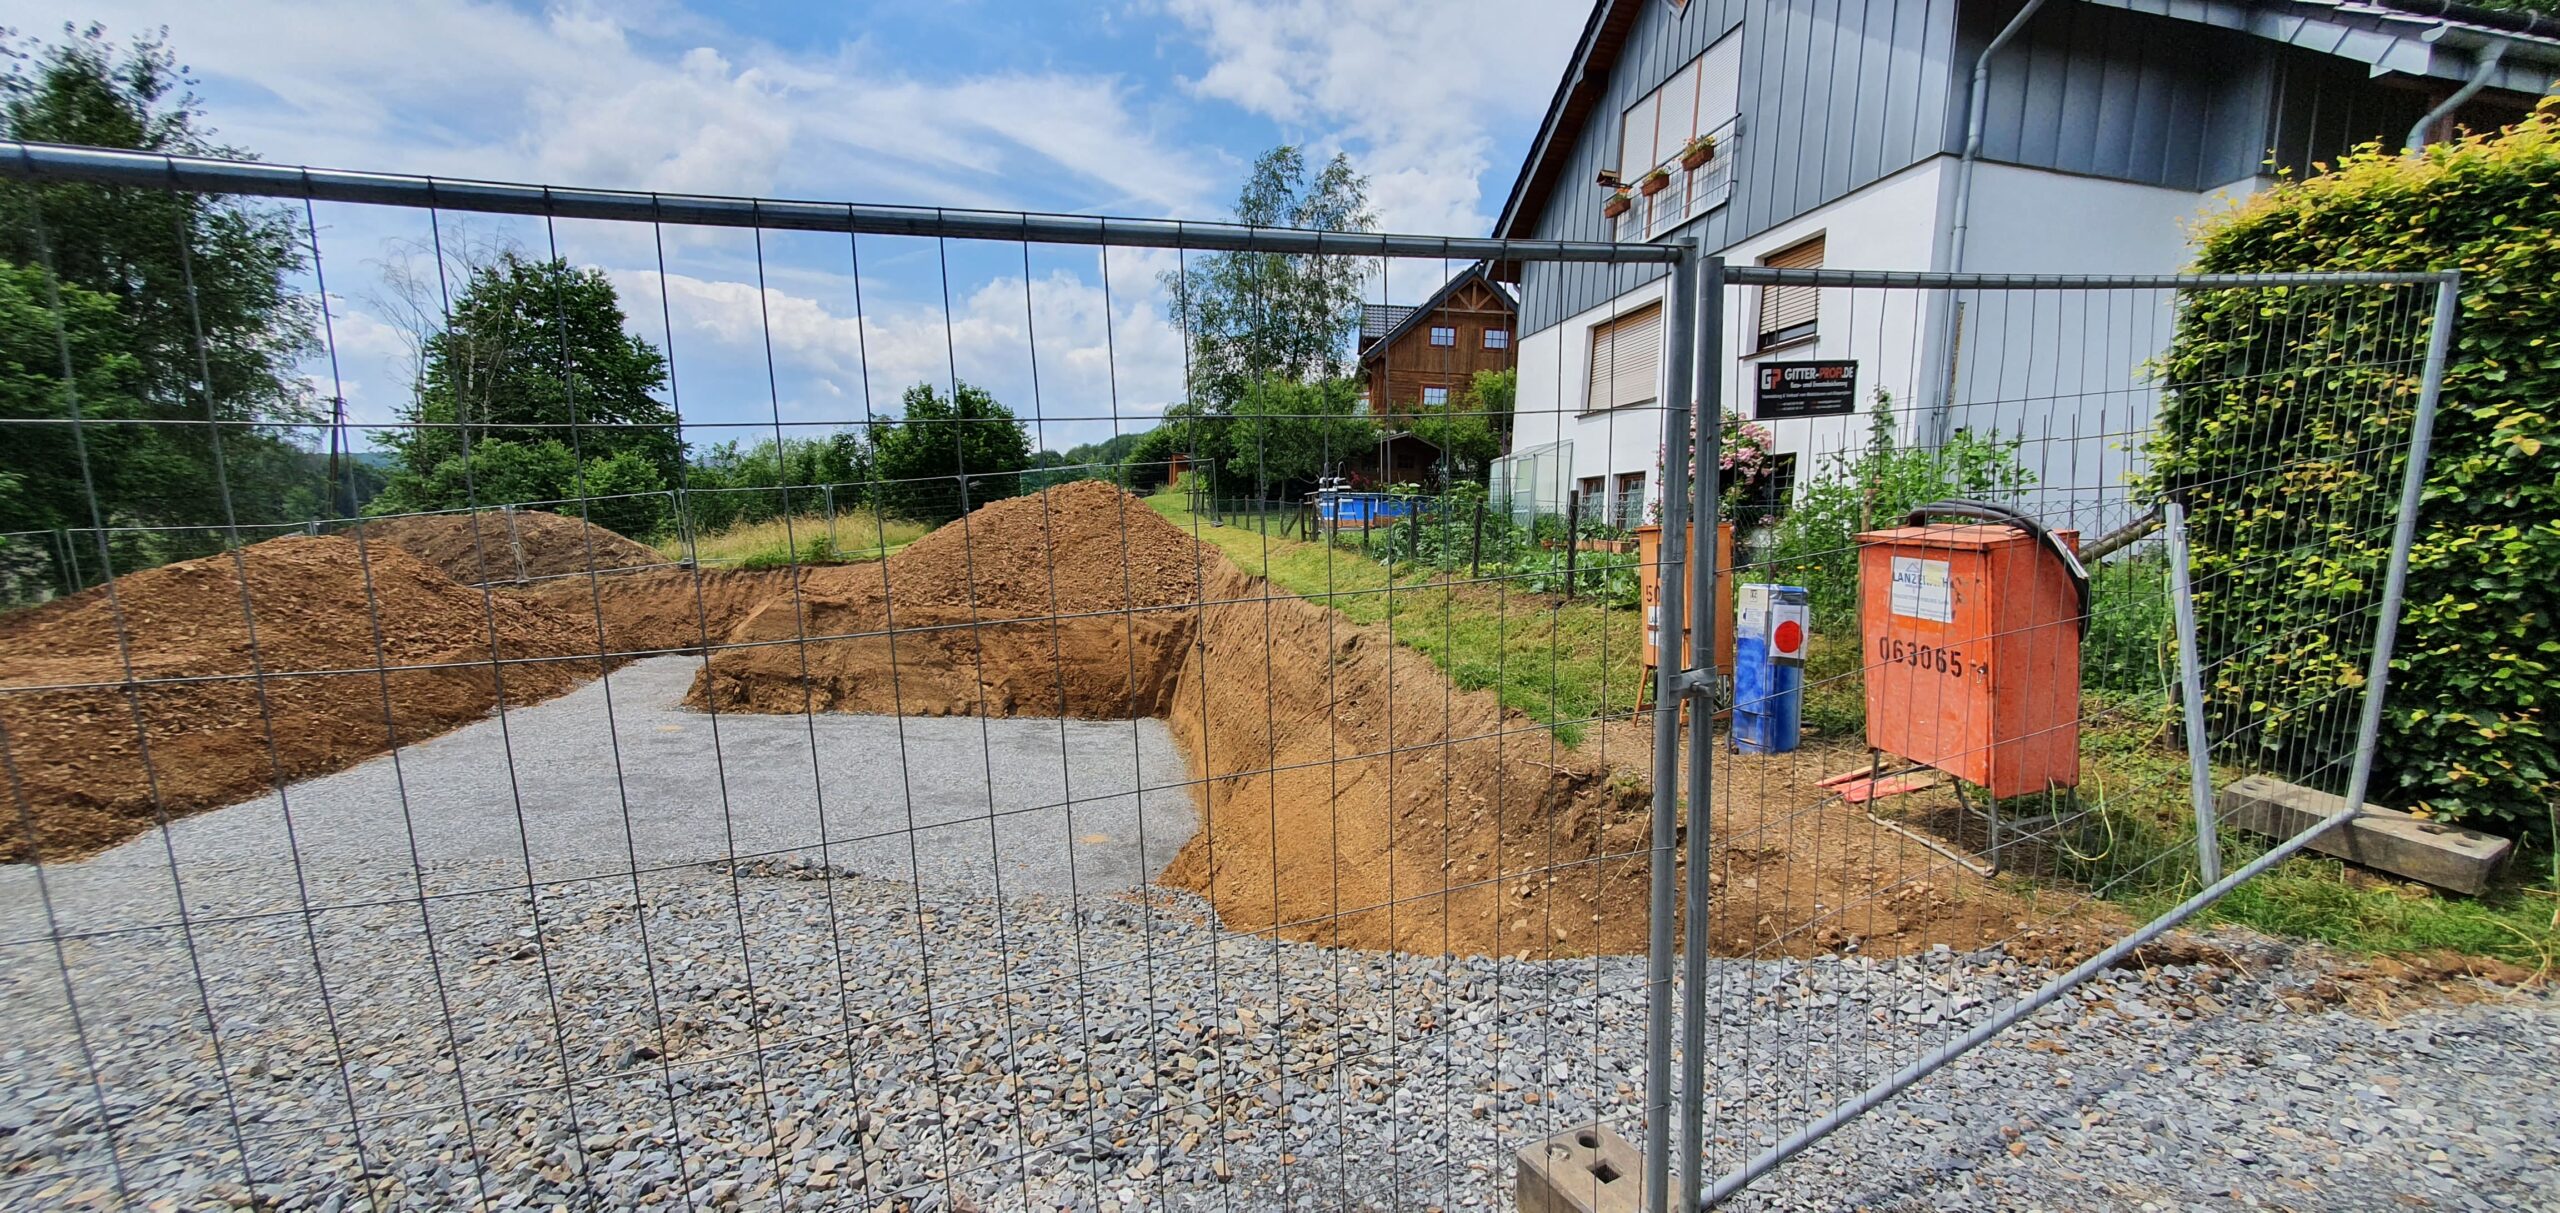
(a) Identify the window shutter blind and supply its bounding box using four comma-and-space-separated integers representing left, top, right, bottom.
1586, 305, 1663, 410
1757, 236, 1824, 340
1620, 92, 1655, 177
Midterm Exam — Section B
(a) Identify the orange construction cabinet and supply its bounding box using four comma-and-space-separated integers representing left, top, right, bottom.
1633, 522, 1735, 677
1855, 524, 2081, 799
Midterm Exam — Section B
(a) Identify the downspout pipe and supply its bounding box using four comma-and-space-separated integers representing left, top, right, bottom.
1928, 0, 2053, 444
2404, 38, 2509, 155
1946, 0, 2053, 280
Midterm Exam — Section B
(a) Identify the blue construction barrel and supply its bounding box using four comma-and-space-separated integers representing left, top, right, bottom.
1734, 583, 1808, 754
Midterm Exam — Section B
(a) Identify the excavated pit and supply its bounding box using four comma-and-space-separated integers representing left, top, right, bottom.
679, 482, 1656, 955
3, 481, 2075, 960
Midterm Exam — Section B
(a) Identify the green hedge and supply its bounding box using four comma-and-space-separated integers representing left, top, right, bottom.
2152, 100, 2559, 832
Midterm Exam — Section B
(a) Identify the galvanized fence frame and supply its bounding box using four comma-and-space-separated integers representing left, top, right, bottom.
0, 139, 2462, 1211
1666, 260, 2456, 1207
0, 140, 1698, 1212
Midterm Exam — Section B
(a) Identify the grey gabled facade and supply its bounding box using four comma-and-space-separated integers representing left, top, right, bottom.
1497, 0, 2554, 337
1490, 0, 2558, 531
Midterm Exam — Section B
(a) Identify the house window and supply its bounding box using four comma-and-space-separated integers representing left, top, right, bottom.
1612, 472, 1647, 528
1483, 328, 1511, 351
1430, 325, 1457, 347
1584, 304, 1663, 413
1618, 40, 1742, 185
1422, 385, 1450, 406
1756, 235, 1824, 351
1578, 476, 1606, 517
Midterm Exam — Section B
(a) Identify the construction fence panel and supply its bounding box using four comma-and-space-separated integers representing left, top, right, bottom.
1672, 264, 2454, 1206
0, 143, 1697, 1213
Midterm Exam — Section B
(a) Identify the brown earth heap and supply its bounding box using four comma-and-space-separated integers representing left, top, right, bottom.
686, 484, 1207, 718
1, 482, 2066, 961
0, 536, 601, 860
686, 480, 1657, 955
361, 509, 665, 584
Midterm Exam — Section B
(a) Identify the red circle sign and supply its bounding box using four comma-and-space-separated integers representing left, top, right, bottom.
1773, 619, 1804, 654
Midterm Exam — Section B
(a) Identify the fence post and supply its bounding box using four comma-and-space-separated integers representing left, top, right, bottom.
1470, 499, 1485, 581
1677, 245, 1722, 1213
1406, 501, 1422, 564
2164, 501, 2223, 884
1564, 492, 1580, 601
1642, 237, 1701, 1213
824, 484, 837, 553
503, 504, 527, 583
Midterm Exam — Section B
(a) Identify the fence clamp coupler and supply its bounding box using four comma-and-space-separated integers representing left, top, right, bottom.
1668, 666, 1726, 701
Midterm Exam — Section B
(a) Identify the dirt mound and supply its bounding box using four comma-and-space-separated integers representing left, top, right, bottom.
521, 566, 804, 658
360, 510, 664, 584
686, 483, 1215, 718
685, 485, 1655, 955
0, 535, 602, 859
880, 479, 1212, 619
1158, 559, 1654, 956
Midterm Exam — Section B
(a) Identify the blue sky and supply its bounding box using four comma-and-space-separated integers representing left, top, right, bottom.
3, 0, 1589, 453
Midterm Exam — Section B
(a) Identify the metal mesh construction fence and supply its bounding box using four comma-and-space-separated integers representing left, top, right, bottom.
1674, 263, 2454, 1205
0, 141, 2455, 1212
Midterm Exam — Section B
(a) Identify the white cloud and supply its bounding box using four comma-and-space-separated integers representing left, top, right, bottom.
1158, 0, 1586, 234
21, 0, 1220, 216
619, 249, 1190, 450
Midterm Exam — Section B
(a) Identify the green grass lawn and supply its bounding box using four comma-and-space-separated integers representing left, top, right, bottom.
1149, 491, 2560, 970
662, 510, 931, 569
1146, 492, 1646, 747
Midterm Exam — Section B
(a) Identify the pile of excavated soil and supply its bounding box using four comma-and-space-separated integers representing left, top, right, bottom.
688, 481, 1212, 718
522, 566, 804, 659
685, 481, 1657, 955
688, 481, 2078, 960
1158, 557, 1656, 956
883, 480, 1211, 621
360, 510, 664, 585
0, 536, 601, 860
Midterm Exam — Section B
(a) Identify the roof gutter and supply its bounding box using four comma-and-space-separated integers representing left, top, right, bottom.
2374, 0, 2560, 42
1946, 0, 2056, 278
2404, 36, 2510, 153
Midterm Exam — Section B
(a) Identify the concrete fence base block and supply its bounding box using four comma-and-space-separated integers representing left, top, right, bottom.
2219, 775, 2513, 895
1515, 1124, 1643, 1213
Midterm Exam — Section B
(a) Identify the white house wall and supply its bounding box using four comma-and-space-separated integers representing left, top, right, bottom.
1510, 276, 1673, 519
1516, 156, 2283, 539
1710, 158, 1948, 523
1926, 163, 2266, 536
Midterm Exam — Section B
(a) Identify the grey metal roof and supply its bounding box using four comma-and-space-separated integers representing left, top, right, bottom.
1359, 303, 1417, 341
1492, 0, 2560, 245
2058, 1, 2560, 92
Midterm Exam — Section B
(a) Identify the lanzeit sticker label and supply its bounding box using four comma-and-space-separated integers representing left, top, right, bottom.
1889, 556, 1954, 623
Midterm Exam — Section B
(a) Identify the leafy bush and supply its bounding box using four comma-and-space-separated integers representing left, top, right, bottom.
872, 380, 1032, 523
736, 534, 842, 570
2082, 552, 2173, 699
572, 449, 670, 541
2152, 102, 2560, 832
1763, 390, 2036, 626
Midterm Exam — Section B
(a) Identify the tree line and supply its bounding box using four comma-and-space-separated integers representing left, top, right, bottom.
1, 24, 1497, 599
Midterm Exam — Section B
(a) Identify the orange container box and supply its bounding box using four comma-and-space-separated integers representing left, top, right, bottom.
1855, 524, 2081, 799
1634, 522, 1735, 676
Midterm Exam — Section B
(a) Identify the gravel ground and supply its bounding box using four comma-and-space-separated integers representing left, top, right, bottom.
0, 656, 1197, 938
2, 662, 2553, 1211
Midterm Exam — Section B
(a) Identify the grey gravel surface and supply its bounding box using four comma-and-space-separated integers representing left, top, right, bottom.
2, 663, 2553, 1210
0, 656, 1197, 939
